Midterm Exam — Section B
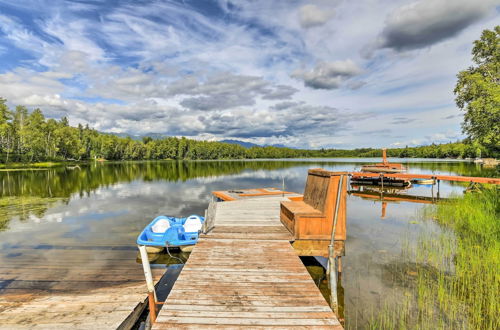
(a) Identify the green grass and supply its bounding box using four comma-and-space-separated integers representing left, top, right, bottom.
0, 161, 76, 170
368, 187, 499, 329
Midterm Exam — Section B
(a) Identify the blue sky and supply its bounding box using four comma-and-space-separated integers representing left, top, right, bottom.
0, 0, 498, 148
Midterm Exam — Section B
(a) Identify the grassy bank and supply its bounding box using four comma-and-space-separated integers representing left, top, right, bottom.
0, 161, 72, 170
369, 187, 499, 329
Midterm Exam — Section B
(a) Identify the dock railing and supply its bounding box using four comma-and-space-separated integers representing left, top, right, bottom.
327, 174, 344, 316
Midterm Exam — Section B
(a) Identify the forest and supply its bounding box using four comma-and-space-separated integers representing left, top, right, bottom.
0, 98, 493, 163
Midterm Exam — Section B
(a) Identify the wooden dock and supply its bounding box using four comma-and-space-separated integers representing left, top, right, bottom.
0, 245, 167, 329
152, 197, 342, 329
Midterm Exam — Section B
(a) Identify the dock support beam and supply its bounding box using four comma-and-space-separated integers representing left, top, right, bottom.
138, 245, 157, 324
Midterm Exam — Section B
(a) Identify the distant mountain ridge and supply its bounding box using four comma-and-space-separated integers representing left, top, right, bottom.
218, 140, 293, 149
219, 139, 260, 148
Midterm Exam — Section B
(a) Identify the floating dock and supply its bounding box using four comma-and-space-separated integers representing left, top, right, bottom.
0, 244, 167, 329
349, 171, 500, 184
152, 194, 343, 329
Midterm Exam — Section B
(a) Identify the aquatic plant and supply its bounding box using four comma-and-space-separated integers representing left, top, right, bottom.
368, 187, 499, 329
0, 196, 65, 231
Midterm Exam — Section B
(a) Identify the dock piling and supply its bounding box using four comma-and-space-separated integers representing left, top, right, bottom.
138, 244, 158, 324
437, 179, 440, 199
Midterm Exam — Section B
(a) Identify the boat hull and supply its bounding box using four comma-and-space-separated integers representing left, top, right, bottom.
179, 245, 195, 252
411, 179, 435, 185
145, 246, 164, 253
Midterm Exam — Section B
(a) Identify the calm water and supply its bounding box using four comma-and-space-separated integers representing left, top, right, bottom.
0, 159, 497, 328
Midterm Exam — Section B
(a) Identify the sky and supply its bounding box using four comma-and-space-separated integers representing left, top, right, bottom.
0, 0, 498, 149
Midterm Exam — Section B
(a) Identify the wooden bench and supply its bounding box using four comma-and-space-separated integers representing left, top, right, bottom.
280, 169, 347, 241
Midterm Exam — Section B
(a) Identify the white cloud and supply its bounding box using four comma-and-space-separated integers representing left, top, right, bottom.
298, 4, 335, 28
0, 0, 497, 148
291, 59, 363, 89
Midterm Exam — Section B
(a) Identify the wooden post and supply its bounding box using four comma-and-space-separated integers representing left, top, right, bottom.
203, 200, 217, 234
431, 179, 434, 201
138, 245, 157, 323
148, 292, 157, 324
437, 179, 440, 199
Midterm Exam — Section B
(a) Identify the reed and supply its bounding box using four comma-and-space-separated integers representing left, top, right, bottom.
368, 187, 499, 329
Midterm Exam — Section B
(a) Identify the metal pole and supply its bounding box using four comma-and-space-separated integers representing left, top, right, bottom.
328, 175, 344, 316
138, 245, 157, 323
328, 253, 338, 315
329, 175, 344, 247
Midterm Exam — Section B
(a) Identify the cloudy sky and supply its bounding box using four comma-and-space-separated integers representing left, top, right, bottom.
0, 0, 498, 148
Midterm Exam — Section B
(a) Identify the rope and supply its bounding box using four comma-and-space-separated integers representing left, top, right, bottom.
165, 243, 185, 264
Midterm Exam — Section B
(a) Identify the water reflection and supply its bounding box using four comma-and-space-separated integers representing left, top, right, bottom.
0, 159, 496, 328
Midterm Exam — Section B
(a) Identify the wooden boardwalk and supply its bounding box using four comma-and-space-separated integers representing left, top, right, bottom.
0, 245, 167, 329
153, 197, 342, 329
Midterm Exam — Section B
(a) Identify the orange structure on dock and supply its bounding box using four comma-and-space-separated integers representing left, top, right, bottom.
280, 169, 347, 242
349, 171, 500, 185
360, 148, 405, 173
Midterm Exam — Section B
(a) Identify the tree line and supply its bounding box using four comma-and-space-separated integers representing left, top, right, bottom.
0, 98, 495, 163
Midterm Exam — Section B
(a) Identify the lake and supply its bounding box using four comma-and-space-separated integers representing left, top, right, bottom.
0, 159, 496, 328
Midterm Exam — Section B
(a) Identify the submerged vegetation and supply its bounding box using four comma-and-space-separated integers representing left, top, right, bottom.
0, 196, 65, 231
370, 187, 499, 329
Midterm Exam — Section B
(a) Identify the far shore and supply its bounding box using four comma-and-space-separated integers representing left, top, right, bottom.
0, 157, 482, 171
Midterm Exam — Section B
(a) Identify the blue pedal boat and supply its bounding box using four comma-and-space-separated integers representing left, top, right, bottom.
137, 215, 205, 252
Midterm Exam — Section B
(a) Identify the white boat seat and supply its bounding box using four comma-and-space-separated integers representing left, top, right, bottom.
183, 216, 202, 233
151, 219, 170, 233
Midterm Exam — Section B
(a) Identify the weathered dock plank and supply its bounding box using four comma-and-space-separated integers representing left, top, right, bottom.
153, 196, 342, 329
0, 246, 166, 330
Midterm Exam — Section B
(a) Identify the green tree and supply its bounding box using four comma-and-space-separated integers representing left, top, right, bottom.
44, 119, 59, 159
454, 26, 500, 156
55, 123, 81, 160
13, 105, 29, 160
0, 98, 13, 162
24, 108, 46, 161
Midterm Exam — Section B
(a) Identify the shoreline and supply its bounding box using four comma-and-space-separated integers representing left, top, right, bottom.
0, 157, 480, 170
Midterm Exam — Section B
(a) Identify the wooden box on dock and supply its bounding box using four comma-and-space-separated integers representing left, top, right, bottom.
280, 169, 347, 241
